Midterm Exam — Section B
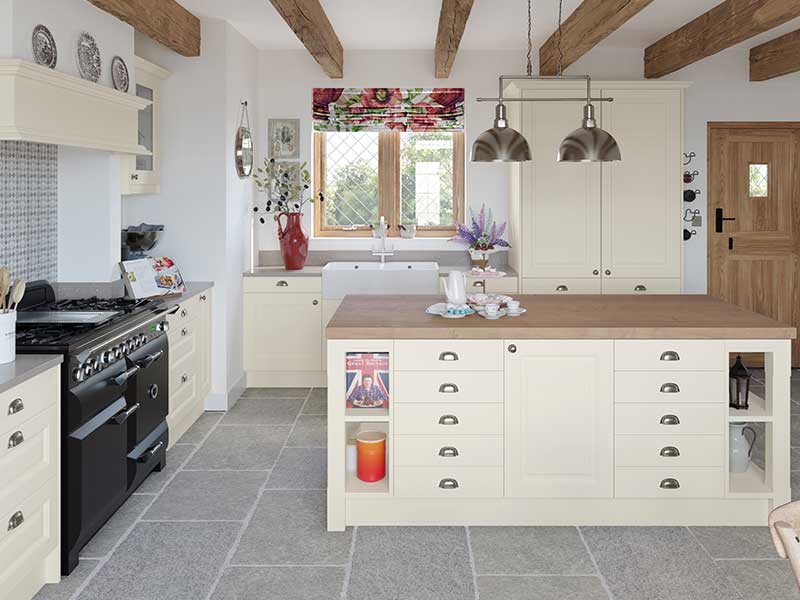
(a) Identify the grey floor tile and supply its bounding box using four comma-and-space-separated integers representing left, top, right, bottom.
222, 397, 304, 425
80, 494, 154, 558
347, 527, 474, 600
187, 425, 291, 470
792, 380, 800, 403
241, 387, 310, 399
792, 401, 800, 416
690, 527, 777, 559
792, 447, 800, 471
581, 526, 739, 600
792, 471, 800, 501
79, 522, 239, 600
303, 388, 327, 414
478, 575, 609, 600
718, 559, 798, 600
179, 412, 224, 444
135, 443, 195, 494
143, 470, 268, 521
287, 415, 327, 447
34, 559, 99, 600
211, 566, 345, 600
266, 447, 327, 489
233, 490, 352, 566
792, 416, 800, 447
470, 526, 595, 575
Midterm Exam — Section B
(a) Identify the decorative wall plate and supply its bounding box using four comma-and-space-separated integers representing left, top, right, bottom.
76, 32, 101, 83
111, 56, 129, 92
32, 25, 57, 69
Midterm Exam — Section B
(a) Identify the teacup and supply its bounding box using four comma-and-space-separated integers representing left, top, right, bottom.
506, 300, 521, 314
485, 303, 499, 317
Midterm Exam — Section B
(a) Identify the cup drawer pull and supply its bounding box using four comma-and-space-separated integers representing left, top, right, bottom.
438, 478, 459, 490
7, 398, 24, 415
634, 285, 647, 292
438, 446, 459, 458
438, 351, 459, 362
660, 383, 680, 394
7, 511, 23, 531
659, 414, 680, 426
438, 383, 459, 394
556, 285, 569, 292
660, 351, 680, 361
7, 430, 24, 449
659, 478, 680, 490
659, 446, 681, 458
438, 414, 459, 426
276, 280, 288, 287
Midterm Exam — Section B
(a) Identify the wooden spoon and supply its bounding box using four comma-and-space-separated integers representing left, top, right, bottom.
0, 267, 9, 313
9, 280, 25, 312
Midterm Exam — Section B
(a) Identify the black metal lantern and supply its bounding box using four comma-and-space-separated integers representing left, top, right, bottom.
729, 355, 751, 410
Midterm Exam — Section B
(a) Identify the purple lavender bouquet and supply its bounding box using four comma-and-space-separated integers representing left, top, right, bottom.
451, 204, 510, 251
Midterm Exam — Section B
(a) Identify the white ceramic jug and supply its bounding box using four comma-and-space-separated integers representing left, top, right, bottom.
729, 423, 757, 473
443, 271, 467, 305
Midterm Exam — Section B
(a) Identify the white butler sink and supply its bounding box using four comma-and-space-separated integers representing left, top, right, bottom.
322, 262, 440, 299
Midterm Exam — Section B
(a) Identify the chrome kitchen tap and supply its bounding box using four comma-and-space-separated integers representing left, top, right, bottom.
371, 215, 394, 264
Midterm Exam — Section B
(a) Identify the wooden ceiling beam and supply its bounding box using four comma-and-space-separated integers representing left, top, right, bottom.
750, 28, 800, 81
269, 0, 343, 78
86, 0, 200, 57
539, 0, 654, 76
645, 0, 800, 79
435, 0, 475, 78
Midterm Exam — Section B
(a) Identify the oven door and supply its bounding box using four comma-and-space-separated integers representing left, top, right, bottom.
126, 335, 169, 447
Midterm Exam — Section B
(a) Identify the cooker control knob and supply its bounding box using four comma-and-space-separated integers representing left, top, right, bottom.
134, 336, 142, 348
92, 358, 101, 371
157, 321, 169, 333
138, 333, 146, 345
100, 351, 111, 364
73, 366, 85, 382
114, 346, 124, 360
83, 363, 94, 377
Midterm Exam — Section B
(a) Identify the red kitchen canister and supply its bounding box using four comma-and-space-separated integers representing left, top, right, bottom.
356, 431, 386, 483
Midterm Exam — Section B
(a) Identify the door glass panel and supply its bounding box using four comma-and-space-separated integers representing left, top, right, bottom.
748, 163, 768, 198
136, 84, 154, 172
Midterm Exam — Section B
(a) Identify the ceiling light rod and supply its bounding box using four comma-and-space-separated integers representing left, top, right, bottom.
476, 74, 614, 105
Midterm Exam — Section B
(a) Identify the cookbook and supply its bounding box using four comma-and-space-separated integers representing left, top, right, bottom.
345, 353, 390, 409
119, 256, 186, 299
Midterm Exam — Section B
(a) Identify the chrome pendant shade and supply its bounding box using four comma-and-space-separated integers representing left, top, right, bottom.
558, 104, 621, 163
471, 103, 531, 163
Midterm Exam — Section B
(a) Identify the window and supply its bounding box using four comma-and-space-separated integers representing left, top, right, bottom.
748, 163, 769, 198
314, 131, 464, 237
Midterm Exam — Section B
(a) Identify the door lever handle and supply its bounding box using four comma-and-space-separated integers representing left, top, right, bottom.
136, 350, 164, 369
111, 364, 140, 387
110, 403, 140, 425
715, 208, 736, 233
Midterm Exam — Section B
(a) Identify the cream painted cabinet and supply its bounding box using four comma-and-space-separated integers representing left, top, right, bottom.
197, 292, 212, 399
505, 340, 614, 498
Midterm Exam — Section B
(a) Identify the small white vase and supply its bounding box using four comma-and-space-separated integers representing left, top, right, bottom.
0, 310, 16, 365
729, 423, 757, 473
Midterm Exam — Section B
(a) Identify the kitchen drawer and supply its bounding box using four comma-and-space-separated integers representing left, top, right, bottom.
243, 276, 321, 293
169, 318, 197, 357
522, 278, 602, 295
0, 405, 58, 512
395, 436, 503, 467
615, 435, 724, 468
615, 403, 724, 436
0, 369, 58, 439
169, 365, 197, 419
396, 403, 502, 436
395, 371, 503, 403
395, 340, 503, 372
601, 278, 681, 295
615, 372, 726, 404
615, 467, 724, 498
464, 278, 519, 294
166, 295, 200, 330
0, 477, 58, 596
394, 467, 503, 498
614, 340, 726, 372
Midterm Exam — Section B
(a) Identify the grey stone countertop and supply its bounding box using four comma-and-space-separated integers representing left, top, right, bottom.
0, 354, 63, 395
244, 266, 519, 278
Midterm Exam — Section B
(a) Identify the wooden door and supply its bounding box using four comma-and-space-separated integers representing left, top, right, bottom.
505, 340, 613, 498
708, 124, 800, 365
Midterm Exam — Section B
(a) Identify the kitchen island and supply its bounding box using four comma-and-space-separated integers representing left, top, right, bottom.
326, 295, 795, 531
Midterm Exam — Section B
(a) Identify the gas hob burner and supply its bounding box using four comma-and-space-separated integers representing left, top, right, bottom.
44, 296, 153, 313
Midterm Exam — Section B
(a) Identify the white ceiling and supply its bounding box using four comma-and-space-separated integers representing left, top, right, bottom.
178, 0, 800, 55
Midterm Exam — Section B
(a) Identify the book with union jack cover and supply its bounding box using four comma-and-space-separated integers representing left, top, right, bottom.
345, 352, 390, 409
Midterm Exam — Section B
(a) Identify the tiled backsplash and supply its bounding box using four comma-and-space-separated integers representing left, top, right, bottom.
0, 141, 58, 282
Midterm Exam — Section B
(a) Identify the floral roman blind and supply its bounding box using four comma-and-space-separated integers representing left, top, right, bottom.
313, 88, 464, 132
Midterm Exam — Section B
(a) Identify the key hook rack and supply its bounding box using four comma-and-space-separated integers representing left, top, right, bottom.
683, 208, 701, 222
683, 152, 696, 166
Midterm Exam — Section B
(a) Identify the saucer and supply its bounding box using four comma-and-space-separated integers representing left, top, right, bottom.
506, 308, 527, 317
477, 308, 507, 320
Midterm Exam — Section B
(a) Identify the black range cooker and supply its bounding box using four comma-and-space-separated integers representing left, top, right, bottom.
16, 281, 171, 575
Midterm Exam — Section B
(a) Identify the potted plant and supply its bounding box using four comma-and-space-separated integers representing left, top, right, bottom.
253, 159, 317, 270
451, 205, 509, 270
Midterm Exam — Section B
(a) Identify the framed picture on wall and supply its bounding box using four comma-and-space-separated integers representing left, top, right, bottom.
268, 118, 300, 159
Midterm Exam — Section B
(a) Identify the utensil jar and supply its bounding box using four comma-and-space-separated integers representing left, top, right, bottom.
356, 431, 386, 482
0, 310, 16, 365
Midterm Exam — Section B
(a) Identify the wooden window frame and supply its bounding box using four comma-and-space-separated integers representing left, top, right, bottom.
313, 131, 464, 238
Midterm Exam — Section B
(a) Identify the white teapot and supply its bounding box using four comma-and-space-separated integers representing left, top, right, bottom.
443, 271, 467, 305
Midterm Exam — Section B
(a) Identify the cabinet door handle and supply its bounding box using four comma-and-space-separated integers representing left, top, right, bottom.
660, 414, 680, 426
7, 511, 24, 531
472, 281, 484, 288
508, 344, 517, 353
634, 285, 647, 292
7, 430, 24, 449
660, 383, 680, 394
438, 351, 459, 362
438, 478, 459, 489
276, 280, 289, 287
439, 446, 459, 458
605, 269, 611, 276
556, 285, 569, 292
137, 440, 165, 463
110, 403, 140, 425
7, 398, 24, 415
312, 299, 319, 306
659, 478, 680, 490
438, 383, 459, 394
438, 414, 459, 425
660, 446, 681, 458
660, 351, 680, 361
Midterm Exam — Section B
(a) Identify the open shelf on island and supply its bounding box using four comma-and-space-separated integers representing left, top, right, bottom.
344, 421, 390, 496
729, 462, 772, 497
346, 470, 390, 495
728, 391, 769, 421
345, 407, 389, 422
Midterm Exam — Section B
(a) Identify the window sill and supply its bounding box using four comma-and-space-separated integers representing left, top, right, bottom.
309, 236, 469, 252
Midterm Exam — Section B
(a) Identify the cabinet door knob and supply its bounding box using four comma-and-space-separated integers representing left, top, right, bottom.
438, 446, 459, 458
312, 299, 319, 306
7, 430, 24, 449
659, 414, 680, 426
593, 269, 599, 276
181, 374, 189, 384
200, 295, 207, 301
276, 280, 289, 287
556, 285, 569, 292
660, 351, 680, 362
438, 414, 459, 426
181, 328, 188, 337
605, 269, 611, 276
634, 285, 647, 292
659, 478, 680, 490
660, 383, 680, 394
131, 173, 139, 181
438, 351, 459, 362
660, 446, 680, 458
508, 344, 517, 353
180, 309, 188, 318
438, 383, 459, 394
7, 511, 24, 531
7, 398, 24, 415
438, 478, 459, 489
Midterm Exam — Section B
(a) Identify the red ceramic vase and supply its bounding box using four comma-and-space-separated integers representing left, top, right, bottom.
277, 212, 309, 270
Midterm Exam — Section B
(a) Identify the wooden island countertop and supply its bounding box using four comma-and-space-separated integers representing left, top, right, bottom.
326, 295, 796, 340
